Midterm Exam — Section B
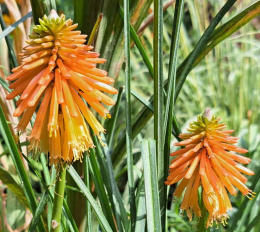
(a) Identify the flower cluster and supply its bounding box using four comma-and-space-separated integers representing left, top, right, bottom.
6, 10, 117, 165
165, 108, 255, 227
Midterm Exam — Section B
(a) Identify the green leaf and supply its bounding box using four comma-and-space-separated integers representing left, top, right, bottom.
164, 0, 184, 140
162, 0, 185, 229
135, 178, 146, 232
101, 135, 130, 232
119, 6, 153, 78
245, 213, 260, 232
68, 166, 113, 232
0, 105, 46, 231
174, 0, 237, 101
74, 0, 103, 36
131, 89, 154, 112
30, 0, 56, 25
107, 86, 125, 147
154, 0, 165, 228
0, 77, 11, 93
29, 191, 49, 232
111, 0, 255, 168
88, 149, 117, 231
0, 166, 30, 208
141, 139, 161, 232
22, 154, 79, 232
124, 0, 136, 230
0, 11, 32, 41
194, 0, 260, 69
83, 153, 92, 232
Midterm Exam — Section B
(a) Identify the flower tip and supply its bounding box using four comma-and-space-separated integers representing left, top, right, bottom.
202, 107, 212, 120
48, 9, 59, 20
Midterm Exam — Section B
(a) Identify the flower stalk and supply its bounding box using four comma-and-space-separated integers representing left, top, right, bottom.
51, 166, 67, 232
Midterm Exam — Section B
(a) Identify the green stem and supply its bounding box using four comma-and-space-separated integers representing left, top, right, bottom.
124, 0, 136, 230
154, 0, 165, 229
51, 166, 67, 232
84, 154, 92, 232
197, 200, 208, 232
107, 86, 124, 148
30, 0, 56, 25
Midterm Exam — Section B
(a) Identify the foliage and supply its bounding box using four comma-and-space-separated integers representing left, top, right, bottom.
0, 0, 259, 231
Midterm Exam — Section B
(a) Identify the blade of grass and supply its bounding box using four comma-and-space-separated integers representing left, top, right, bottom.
101, 135, 129, 232
29, 191, 49, 232
174, 0, 237, 101
40, 153, 51, 185
141, 139, 161, 232
0, 11, 32, 41
194, 0, 260, 69
0, 166, 30, 208
63, 201, 79, 232
0, 105, 46, 231
107, 86, 124, 148
245, 213, 260, 232
124, 0, 136, 230
119, 6, 153, 78
154, 0, 165, 228
135, 178, 146, 232
209, 1, 260, 43
131, 89, 154, 112
68, 166, 113, 232
88, 149, 117, 231
163, 0, 185, 227
0, 77, 11, 92
163, 0, 184, 140
65, 162, 85, 231
84, 153, 92, 232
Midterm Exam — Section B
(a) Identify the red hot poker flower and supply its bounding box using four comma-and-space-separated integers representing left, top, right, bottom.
165, 108, 255, 228
6, 10, 118, 165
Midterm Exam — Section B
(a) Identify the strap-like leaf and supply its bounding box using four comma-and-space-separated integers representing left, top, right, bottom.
0, 12, 32, 41
141, 139, 161, 232
0, 166, 30, 208
68, 166, 113, 232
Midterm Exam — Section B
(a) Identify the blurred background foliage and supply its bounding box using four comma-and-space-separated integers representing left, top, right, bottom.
0, 0, 259, 231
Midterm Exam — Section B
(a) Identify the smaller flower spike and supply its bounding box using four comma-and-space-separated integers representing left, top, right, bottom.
6, 10, 118, 166
165, 108, 255, 228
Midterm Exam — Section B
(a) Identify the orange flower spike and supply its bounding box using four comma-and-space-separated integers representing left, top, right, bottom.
6, 10, 118, 166
165, 108, 255, 227
48, 86, 59, 137
29, 86, 53, 149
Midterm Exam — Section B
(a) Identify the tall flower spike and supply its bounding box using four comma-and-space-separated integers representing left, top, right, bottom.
165, 108, 255, 228
6, 10, 118, 166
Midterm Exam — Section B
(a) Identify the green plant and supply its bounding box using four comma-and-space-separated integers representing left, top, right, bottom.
0, 0, 259, 231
